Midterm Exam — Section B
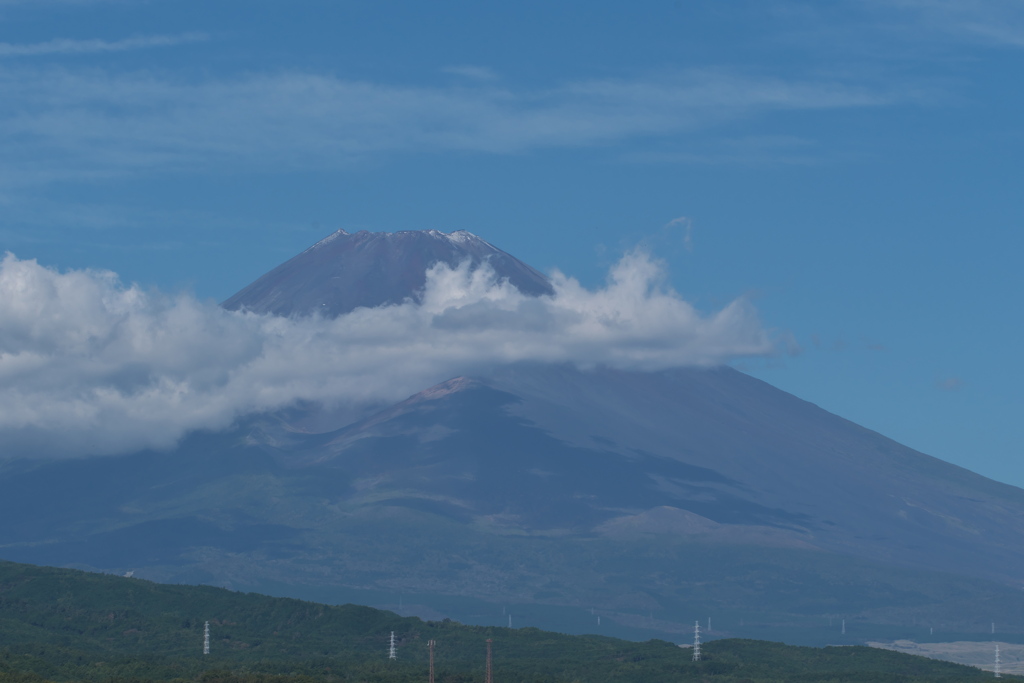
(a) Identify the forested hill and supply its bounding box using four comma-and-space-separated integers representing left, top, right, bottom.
0, 559, 1005, 682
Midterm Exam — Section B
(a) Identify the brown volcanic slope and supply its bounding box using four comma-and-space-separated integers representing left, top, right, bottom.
283, 363, 1024, 586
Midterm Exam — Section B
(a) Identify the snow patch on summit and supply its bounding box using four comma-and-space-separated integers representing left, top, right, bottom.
421, 229, 483, 245
307, 229, 349, 251
445, 230, 479, 244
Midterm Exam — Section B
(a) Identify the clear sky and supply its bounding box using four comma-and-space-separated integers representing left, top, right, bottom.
1, 1, 1022, 485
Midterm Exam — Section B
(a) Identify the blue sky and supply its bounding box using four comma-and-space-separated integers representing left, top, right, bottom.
1, 1, 1022, 484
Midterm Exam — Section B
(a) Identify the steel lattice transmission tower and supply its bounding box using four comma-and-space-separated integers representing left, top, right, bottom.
692, 621, 701, 662
388, 631, 397, 660
995, 644, 1001, 679
203, 621, 210, 656
428, 639, 436, 683
485, 638, 493, 683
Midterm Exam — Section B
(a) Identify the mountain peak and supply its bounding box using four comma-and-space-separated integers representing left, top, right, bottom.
305, 229, 484, 253
415, 375, 481, 400
305, 228, 349, 250
223, 229, 553, 318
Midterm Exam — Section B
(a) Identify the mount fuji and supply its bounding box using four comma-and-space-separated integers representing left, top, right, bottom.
2, 229, 1023, 645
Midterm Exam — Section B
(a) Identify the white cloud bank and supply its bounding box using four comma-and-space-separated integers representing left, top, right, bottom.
0, 252, 772, 459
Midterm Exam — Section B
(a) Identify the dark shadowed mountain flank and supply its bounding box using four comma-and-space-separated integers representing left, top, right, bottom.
221, 229, 553, 317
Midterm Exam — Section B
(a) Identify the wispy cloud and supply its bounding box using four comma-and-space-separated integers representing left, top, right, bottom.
664, 217, 694, 253
0, 33, 208, 57
0, 0, 126, 5
936, 376, 965, 391
627, 135, 821, 166
0, 251, 773, 458
878, 0, 1024, 48
442, 65, 499, 81
0, 66, 899, 186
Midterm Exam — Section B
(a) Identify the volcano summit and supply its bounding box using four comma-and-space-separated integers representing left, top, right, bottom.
222, 229, 553, 317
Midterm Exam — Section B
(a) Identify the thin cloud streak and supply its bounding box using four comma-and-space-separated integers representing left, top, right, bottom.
0, 66, 899, 185
0, 251, 774, 458
937, 376, 965, 391
882, 0, 1024, 48
442, 65, 499, 81
0, 33, 208, 57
